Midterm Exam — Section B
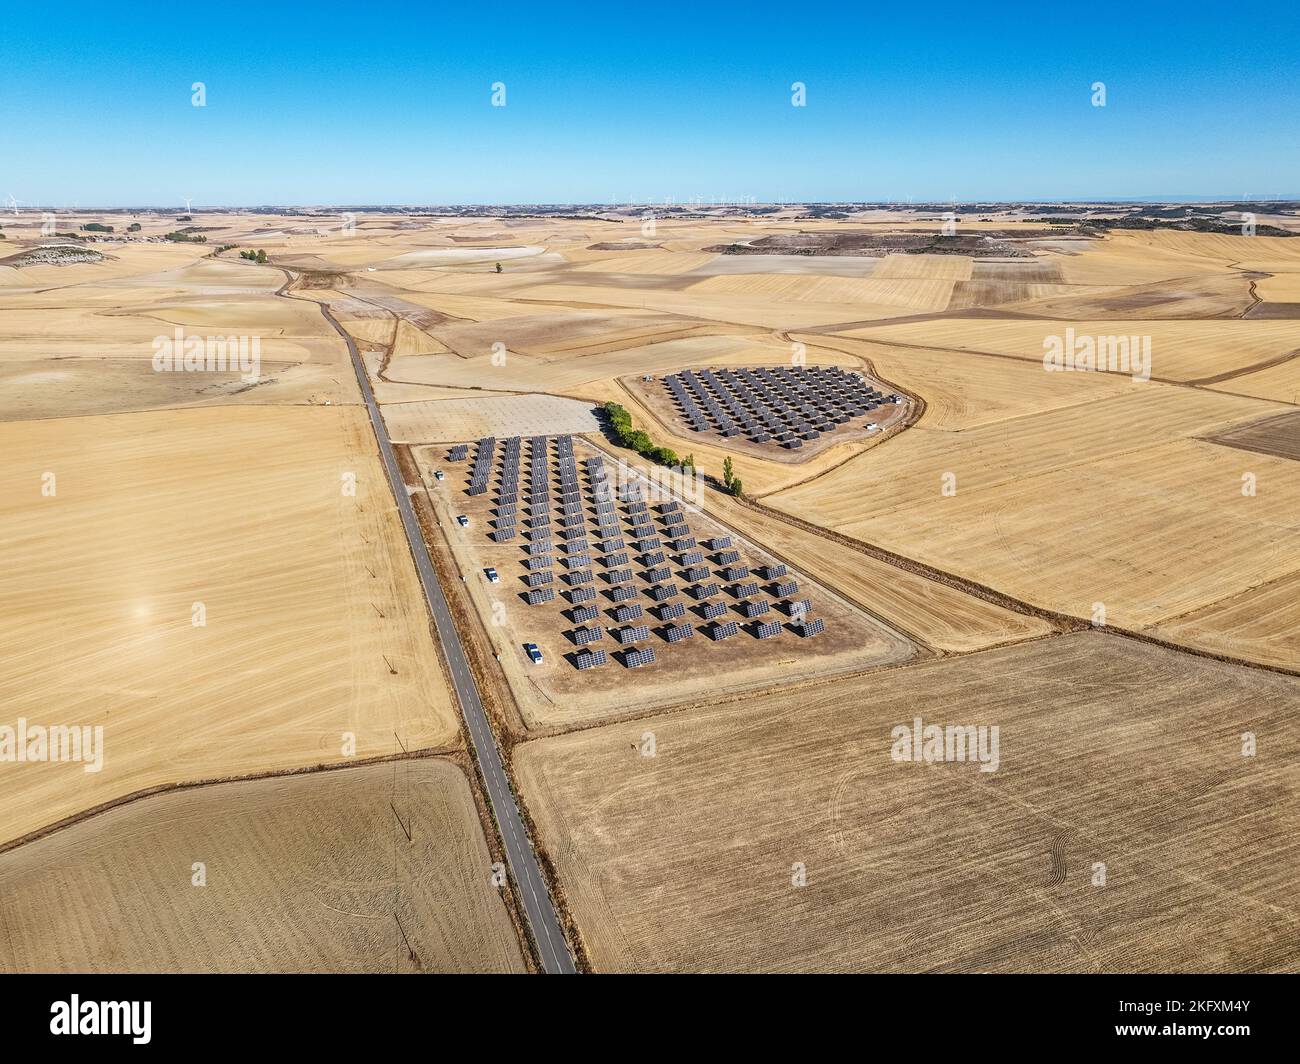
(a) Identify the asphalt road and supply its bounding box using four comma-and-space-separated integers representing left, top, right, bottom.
316, 296, 576, 975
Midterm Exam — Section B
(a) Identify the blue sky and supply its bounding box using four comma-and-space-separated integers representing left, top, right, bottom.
2, 1, 1297, 206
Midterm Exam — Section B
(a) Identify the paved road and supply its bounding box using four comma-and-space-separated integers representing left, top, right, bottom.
315, 295, 576, 974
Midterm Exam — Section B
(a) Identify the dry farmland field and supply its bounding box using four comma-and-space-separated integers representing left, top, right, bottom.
2, 205, 1297, 975
515, 632, 1300, 973
0, 761, 525, 973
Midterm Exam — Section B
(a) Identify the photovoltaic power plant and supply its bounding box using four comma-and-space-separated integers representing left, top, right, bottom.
661, 365, 894, 448
456, 432, 828, 674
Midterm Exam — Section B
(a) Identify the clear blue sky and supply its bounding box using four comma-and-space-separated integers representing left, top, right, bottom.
3, 1, 1297, 206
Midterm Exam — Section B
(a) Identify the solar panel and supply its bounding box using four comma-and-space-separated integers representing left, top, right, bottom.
622, 647, 656, 669
720, 565, 750, 582
490, 529, 516, 542
773, 580, 799, 598
741, 599, 770, 618
602, 551, 629, 567
525, 588, 555, 605
682, 565, 710, 583
700, 601, 727, 620
658, 501, 680, 514
798, 618, 827, 638
647, 583, 678, 602
709, 620, 739, 641
571, 625, 604, 646
613, 603, 643, 623
607, 568, 634, 584
524, 570, 553, 586
567, 586, 596, 603
761, 564, 788, 580
616, 624, 651, 645
644, 566, 672, 584
692, 582, 721, 600
716, 550, 741, 565
664, 623, 695, 643
574, 649, 607, 670
734, 581, 760, 598
640, 550, 666, 567
565, 569, 594, 586
564, 554, 592, 569
610, 584, 638, 602
680, 550, 705, 566
755, 620, 782, 639
571, 604, 600, 623
657, 601, 686, 621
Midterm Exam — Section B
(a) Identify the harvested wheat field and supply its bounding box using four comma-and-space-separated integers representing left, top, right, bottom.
0, 761, 524, 973
516, 631, 1300, 973
0, 404, 459, 845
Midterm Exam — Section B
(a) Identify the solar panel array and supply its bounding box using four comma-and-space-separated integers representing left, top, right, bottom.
662, 365, 893, 447
458, 432, 829, 672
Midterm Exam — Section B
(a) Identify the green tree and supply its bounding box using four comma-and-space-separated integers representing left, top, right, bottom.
495, 261, 502, 273
722, 456, 734, 490
256, 249, 267, 264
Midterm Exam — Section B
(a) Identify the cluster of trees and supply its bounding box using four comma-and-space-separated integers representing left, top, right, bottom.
164, 231, 207, 243
722, 456, 743, 497
81, 222, 114, 233
602, 401, 695, 471
238, 249, 268, 263
127, 222, 141, 232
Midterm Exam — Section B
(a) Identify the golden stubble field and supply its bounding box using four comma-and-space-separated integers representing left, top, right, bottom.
515, 631, 1300, 973
0, 404, 460, 845
0, 760, 525, 973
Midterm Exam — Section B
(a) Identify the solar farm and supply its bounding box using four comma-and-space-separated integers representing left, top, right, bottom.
421, 431, 916, 729
627, 363, 912, 461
